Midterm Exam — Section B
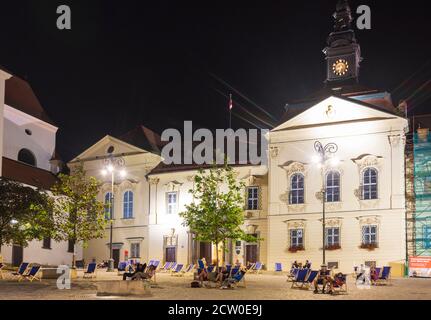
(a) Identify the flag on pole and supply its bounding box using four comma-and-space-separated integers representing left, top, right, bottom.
229, 94, 233, 110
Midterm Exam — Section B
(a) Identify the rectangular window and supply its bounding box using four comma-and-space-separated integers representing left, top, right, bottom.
131, 243, 140, 258
327, 262, 339, 269
42, 237, 51, 249
167, 192, 178, 214
247, 186, 259, 210
362, 225, 378, 245
68, 239, 75, 253
290, 229, 303, 248
325, 227, 340, 246
424, 225, 431, 249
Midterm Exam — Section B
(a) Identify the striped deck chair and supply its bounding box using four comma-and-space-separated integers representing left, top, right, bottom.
19, 265, 41, 282
332, 273, 348, 294
287, 268, 300, 282
275, 263, 283, 272
169, 262, 178, 273
376, 266, 391, 285
83, 262, 97, 279
171, 263, 184, 276
302, 270, 318, 289
291, 269, 309, 288
160, 261, 173, 272
250, 262, 263, 274
11, 262, 29, 280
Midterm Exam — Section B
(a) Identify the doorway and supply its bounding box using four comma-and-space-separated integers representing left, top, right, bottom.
112, 249, 120, 268
165, 247, 176, 262
245, 244, 258, 264
199, 242, 212, 263
12, 245, 23, 267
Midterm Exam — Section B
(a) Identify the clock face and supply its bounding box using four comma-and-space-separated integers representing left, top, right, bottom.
332, 59, 349, 76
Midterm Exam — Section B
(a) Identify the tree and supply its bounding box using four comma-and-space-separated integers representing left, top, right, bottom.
180, 163, 259, 272
51, 163, 106, 268
0, 177, 54, 250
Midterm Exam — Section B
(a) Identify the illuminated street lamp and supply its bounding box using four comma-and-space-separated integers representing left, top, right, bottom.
313, 141, 338, 265
101, 155, 126, 272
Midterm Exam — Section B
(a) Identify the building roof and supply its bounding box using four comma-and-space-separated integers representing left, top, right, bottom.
2, 72, 55, 126
278, 84, 400, 126
1, 157, 58, 190
118, 125, 164, 155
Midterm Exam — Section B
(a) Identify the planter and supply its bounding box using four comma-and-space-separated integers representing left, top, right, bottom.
288, 246, 305, 253
325, 244, 341, 250
360, 243, 378, 250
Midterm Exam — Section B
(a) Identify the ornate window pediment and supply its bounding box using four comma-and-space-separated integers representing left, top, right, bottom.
165, 180, 182, 192
280, 161, 307, 177
352, 154, 383, 172
284, 219, 307, 230
356, 215, 381, 226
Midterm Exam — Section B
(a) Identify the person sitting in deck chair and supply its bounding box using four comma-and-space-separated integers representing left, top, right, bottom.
220, 267, 246, 289
133, 265, 156, 280
304, 260, 311, 269
122, 263, 147, 280
313, 264, 333, 294
215, 266, 230, 283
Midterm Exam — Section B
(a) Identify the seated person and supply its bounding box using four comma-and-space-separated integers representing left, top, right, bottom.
122, 263, 147, 280
332, 272, 345, 289
304, 260, 311, 269
133, 265, 156, 280
370, 266, 379, 285
215, 266, 230, 283
313, 264, 333, 294
198, 268, 209, 283
220, 267, 246, 289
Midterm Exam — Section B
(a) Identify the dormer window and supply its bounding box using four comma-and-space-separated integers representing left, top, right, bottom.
18, 148, 36, 166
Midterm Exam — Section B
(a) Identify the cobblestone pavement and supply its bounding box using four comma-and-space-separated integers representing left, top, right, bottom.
0, 271, 430, 300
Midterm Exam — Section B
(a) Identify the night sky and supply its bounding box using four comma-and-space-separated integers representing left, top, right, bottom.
0, 0, 430, 161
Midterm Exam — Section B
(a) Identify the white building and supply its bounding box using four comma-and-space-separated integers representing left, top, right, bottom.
0, 66, 83, 266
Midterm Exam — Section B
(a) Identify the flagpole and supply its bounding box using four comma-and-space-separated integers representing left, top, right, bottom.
229, 93, 232, 129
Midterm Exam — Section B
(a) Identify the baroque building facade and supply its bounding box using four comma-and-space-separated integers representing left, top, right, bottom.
73, 0, 408, 272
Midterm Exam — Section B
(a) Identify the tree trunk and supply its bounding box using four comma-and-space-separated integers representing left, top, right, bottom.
72, 242, 76, 269
215, 241, 219, 273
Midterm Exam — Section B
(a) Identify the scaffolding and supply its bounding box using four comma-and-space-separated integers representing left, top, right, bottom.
406, 115, 431, 258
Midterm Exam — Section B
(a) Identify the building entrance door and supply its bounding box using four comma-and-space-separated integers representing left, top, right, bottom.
12, 245, 23, 267
165, 247, 176, 262
199, 242, 212, 264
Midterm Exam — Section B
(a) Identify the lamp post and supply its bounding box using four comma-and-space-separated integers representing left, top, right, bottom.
101, 155, 126, 272
313, 141, 338, 265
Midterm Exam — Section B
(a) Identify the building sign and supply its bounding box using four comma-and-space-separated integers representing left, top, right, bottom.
409, 256, 431, 278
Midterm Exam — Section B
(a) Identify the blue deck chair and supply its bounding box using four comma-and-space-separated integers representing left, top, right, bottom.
226, 269, 247, 289
287, 268, 300, 282
83, 262, 97, 279
226, 264, 232, 274
376, 266, 391, 285
197, 259, 205, 273
230, 266, 240, 277
171, 263, 184, 276
207, 265, 215, 273
20, 265, 41, 282
291, 269, 309, 288
117, 261, 127, 272
275, 263, 283, 272
169, 262, 178, 273
254, 262, 263, 274
11, 262, 29, 280
160, 261, 173, 272
302, 270, 319, 289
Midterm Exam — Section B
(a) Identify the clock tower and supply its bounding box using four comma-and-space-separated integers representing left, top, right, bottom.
323, 0, 362, 84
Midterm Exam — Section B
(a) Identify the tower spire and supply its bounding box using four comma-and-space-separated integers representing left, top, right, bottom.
323, 0, 362, 85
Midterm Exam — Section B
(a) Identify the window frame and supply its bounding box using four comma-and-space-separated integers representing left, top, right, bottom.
289, 173, 305, 205
362, 225, 378, 245
123, 190, 134, 219
17, 148, 37, 166
246, 186, 259, 210
130, 242, 140, 258
42, 237, 52, 250
166, 192, 178, 215
325, 227, 340, 246
362, 168, 378, 200
325, 170, 340, 202
290, 228, 304, 248
104, 192, 113, 220
423, 225, 431, 249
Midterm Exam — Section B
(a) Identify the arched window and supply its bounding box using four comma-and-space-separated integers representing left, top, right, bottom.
104, 192, 113, 220
123, 191, 134, 219
362, 168, 378, 200
290, 173, 304, 204
18, 148, 36, 166
326, 171, 340, 202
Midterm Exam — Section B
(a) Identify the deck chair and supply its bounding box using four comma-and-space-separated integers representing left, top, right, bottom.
183, 264, 194, 274
19, 265, 41, 282
171, 263, 184, 275
11, 262, 29, 280
223, 269, 247, 289
247, 262, 256, 271
250, 262, 263, 274
332, 274, 348, 294
302, 270, 318, 289
287, 268, 300, 282
83, 262, 97, 279
376, 266, 391, 285
226, 264, 232, 274
275, 263, 283, 272
160, 261, 173, 272
291, 269, 309, 289
117, 262, 127, 272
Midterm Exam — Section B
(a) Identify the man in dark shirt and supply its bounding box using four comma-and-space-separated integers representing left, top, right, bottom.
313, 264, 333, 294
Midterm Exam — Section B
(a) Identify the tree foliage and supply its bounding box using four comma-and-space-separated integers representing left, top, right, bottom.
180, 163, 259, 269
0, 177, 54, 248
51, 163, 106, 266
